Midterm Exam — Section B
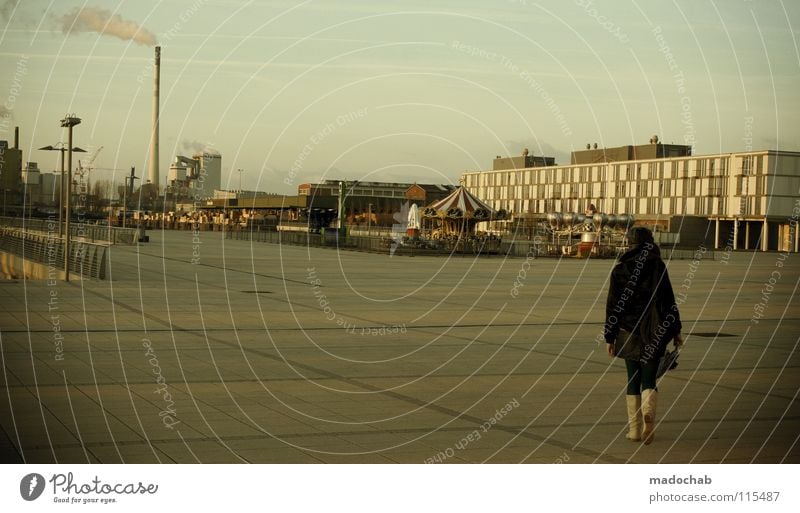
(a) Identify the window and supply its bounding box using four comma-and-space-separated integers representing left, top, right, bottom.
742, 156, 753, 175
708, 177, 723, 197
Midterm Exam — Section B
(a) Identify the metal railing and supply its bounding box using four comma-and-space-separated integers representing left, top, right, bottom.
0, 217, 137, 245
0, 227, 109, 279
662, 247, 716, 260
226, 226, 718, 261
227, 226, 504, 256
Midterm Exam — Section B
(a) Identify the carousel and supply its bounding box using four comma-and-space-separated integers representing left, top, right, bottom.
421, 187, 508, 252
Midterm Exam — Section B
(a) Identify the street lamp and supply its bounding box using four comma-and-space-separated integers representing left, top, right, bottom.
237, 168, 244, 192
122, 167, 139, 229
367, 203, 372, 238
59, 115, 81, 282
38, 143, 86, 236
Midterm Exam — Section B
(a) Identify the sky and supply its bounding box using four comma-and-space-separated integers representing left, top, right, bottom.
1, 0, 799, 195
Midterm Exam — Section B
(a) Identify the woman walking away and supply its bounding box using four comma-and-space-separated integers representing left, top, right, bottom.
604, 227, 684, 444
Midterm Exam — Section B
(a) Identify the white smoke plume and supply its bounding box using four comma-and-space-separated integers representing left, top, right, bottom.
182, 139, 220, 156
1, 0, 19, 21
60, 7, 157, 46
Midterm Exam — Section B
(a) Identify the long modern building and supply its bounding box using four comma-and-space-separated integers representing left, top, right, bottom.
462, 141, 800, 252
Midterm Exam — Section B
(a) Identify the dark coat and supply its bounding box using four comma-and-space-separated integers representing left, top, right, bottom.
604, 243, 682, 363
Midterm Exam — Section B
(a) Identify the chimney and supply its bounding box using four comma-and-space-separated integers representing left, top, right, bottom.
14, 126, 19, 149
149, 46, 160, 188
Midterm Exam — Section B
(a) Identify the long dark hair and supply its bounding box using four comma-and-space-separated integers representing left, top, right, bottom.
627, 226, 661, 256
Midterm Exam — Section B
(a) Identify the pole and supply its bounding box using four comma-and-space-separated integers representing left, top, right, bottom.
65, 128, 73, 281
338, 180, 344, 230
149, 46, 160, 189
59, 147, 65, 237
60, 115, 81, 281
122, 176, 127, 229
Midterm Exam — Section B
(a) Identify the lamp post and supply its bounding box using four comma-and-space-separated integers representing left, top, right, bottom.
237, 168, 244, 193
122, 167, 139, 229
367, 203, 372, 238
60, 115, 81, 282
38, 143, 86, 236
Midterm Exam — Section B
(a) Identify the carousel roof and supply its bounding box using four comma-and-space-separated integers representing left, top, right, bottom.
423, 186, 506, 220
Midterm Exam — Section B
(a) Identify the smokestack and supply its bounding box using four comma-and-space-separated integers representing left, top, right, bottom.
14, 126, 19, 149
149, 46, 160, 187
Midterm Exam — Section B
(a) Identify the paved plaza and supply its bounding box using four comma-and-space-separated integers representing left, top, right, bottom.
1, 230, 798, 463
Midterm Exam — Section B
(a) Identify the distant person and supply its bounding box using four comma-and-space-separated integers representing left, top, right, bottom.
604, 227, 684, 444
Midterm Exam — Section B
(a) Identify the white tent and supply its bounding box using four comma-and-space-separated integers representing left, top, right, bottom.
407, 203, 421, 230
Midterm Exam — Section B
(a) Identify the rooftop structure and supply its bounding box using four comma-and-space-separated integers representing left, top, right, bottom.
570, 136, 691, 164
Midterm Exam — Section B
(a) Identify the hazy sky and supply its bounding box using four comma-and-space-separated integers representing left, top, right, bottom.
1, 0, 798, 194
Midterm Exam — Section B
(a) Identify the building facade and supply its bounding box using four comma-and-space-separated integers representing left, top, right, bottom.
462, 148, 800, 252
0, 135, 23, 209
299, 180, 455, 221
195, 152, 221, 196
167, 152, 222, 200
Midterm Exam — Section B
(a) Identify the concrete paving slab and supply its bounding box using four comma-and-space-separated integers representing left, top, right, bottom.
1, 230, 798, 463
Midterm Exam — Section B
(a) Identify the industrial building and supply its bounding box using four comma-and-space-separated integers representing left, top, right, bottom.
0, 128, 23, 212
167, 151, 222, 199
462, 139, 800, 252
299, 180, 455, 219
185, 180, 456, 232
20, 162, 53, 210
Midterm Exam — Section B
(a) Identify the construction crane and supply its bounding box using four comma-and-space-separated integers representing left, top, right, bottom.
77, 145, 103, 179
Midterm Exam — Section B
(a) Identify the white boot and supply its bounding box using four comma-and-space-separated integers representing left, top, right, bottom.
625, 395, 642, 441
642, 388, 658, 445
